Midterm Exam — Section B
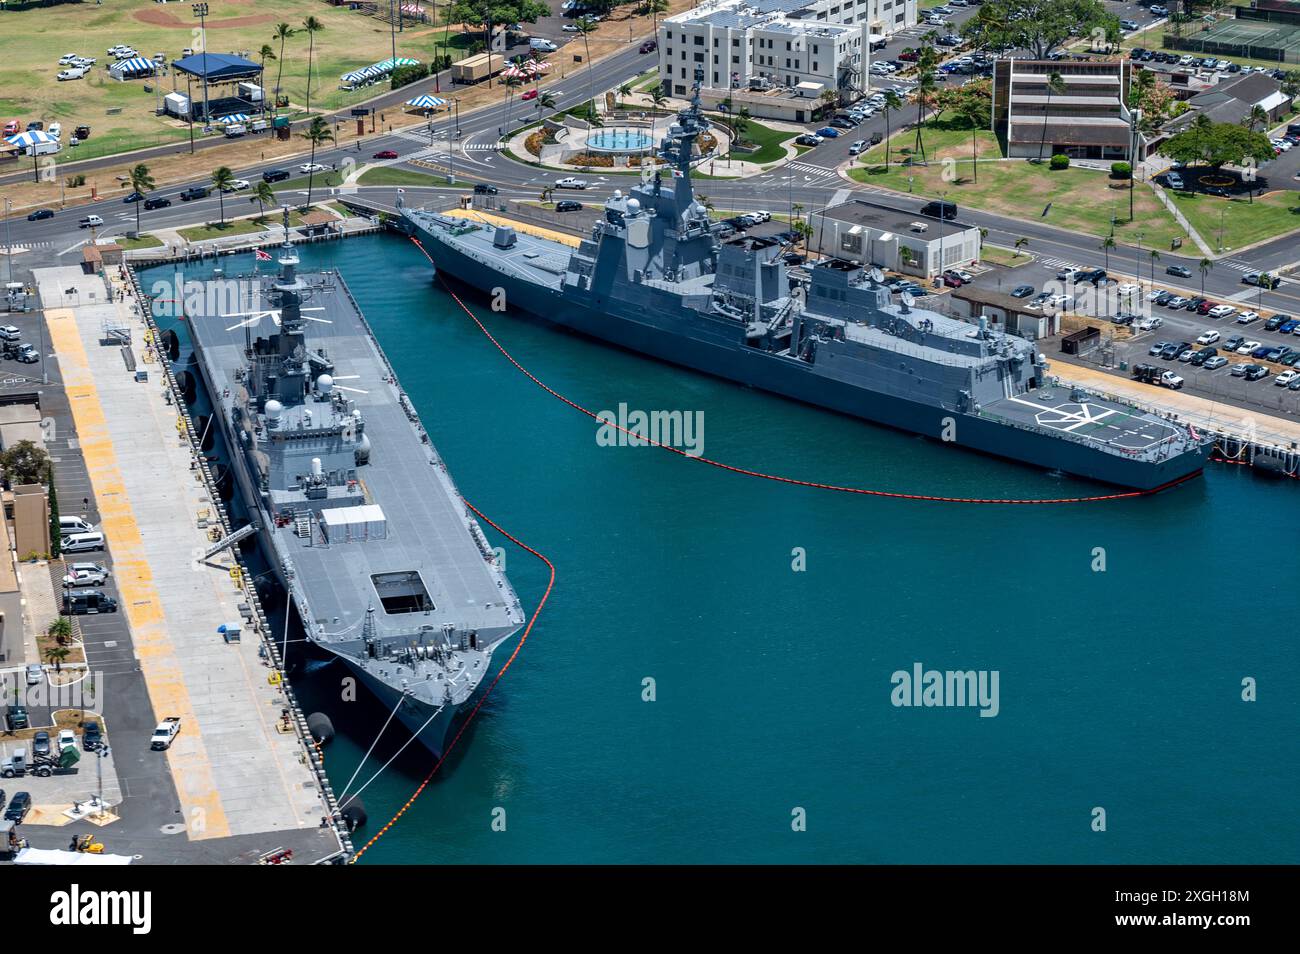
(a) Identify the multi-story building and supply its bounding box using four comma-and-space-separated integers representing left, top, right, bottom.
992, 59, 1144, 161
657, 0, 917, 105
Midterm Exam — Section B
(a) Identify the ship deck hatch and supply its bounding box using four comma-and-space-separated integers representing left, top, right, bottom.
371, 571, 435, 614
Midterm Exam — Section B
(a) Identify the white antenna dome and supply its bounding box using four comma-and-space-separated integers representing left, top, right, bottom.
317, 373, 334, 395
265, 399, 284, 423
626, 197, 641, 214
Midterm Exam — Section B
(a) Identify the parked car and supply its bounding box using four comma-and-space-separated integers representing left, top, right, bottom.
795, 134, 823, 147
25, 664, 42, 686
15, 344, 38, 364
1236, 340, 1261, 354
3, 791, 31, 823
1165, 295, 1188, 308
848, 140, 866, 156
815, 126, 840, 138
32, 732, 50, 758
1203, 355, 1229, 370
1235, 310, 1261, 324
1010, 284, 1034, 298
57, 730, 76, 752
1116, 282, 1139, 297
1245, 365, 1270, 381
83, 721, 103, 751
1196, 330, 1220, 345
1207, 304, 1236, 319
63, 562, 109, 587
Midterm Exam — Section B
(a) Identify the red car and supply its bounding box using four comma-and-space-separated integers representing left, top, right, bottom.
372, 150, 399, 159
1198, 300, 1216, 315
521, 88, 538, 101
898, 50, 920, 62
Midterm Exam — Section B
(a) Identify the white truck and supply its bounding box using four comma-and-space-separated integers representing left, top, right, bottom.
150, 716, 181, 750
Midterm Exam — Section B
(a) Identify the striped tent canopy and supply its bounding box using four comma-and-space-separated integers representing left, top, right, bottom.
373, 57, 419, 71
404, 95, 447, 109
5, 130, 57, 148
502, 64, 529, 80
400, 3, 425, 14
216, 113, 250, 124
111, 57, 156, 75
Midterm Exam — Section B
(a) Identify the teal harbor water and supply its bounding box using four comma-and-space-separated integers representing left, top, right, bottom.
143, 238, 1299, 864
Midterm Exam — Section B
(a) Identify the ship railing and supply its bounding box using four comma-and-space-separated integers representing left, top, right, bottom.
973, 406, 1184, 460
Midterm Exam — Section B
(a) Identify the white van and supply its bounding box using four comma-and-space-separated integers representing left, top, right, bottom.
60, 515, 95, 535
530, 38, 558, 53
61, 531, 105, 553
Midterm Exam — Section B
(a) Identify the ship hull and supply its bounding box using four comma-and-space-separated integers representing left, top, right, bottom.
412, 227, 1205, 492
173, 330, 481, 756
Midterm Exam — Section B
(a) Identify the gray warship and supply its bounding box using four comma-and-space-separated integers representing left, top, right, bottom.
171, 214, 525, 755
402, 81, 1208, 490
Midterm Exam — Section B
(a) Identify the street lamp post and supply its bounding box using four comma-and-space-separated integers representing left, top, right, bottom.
193, 4, 210, 129
3, 197, 12, 287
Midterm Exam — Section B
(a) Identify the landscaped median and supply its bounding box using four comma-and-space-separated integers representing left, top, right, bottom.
1168, 189, 1300, 252
847, 114, 1189, 250
176, 210, 310, 244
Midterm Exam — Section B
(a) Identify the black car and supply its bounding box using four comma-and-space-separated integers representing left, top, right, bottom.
32, 731, 50, 758
795, 134, 822, 147
179, 186, 209, 201
1265, 314, 1287, 331
782, 252, 805, 266
1165, 264, 1191, 278
5, 705, 27, 730
26, 209, 54, 221
555, 199, 583, 212
1189, 347, 1217, 366
920, 200, 958, 220
0, 789, 5, 812
473, 183, 499, 195
1010, 284, 1034, 298
83, 720, 103, 751
828, 118, 855, 130
143, 196, 172, 210
1185, 296, 1206, 311
3, 791, 30, 823
262, 169, 291, 183
123, 191, 144, 203
1077, 268, 1107, 284
1152, 290, 1174, 305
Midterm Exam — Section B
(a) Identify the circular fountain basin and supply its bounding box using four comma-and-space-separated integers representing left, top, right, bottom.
586, 129, 654, 152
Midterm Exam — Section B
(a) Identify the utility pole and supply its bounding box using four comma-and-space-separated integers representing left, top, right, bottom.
3, 197, 12, 287
193, 4, 210, 127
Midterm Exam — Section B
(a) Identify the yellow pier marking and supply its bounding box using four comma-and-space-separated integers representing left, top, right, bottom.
441, 207, 582, 248
45, 307, 231, 840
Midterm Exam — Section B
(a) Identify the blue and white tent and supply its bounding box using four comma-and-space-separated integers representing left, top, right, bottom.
216, 114, 250, 125
373, 57, 419, 71
404, 95, 446, 110
110, 57, 157, 78
4, 130, 58, 148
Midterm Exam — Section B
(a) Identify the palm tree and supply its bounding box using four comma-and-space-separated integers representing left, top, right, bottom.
1243, 104, 1268, 132
912, 68, 937, 162
250, 180, 276, 221
978, 227, 988, 251
958, 96, 985, 183
302, 16, 324, 116
1099, 235, 1115, 270
619, 82, 633, 104
47, 616, 72, 646
1014, 236, 1029, 257
128, 162, 154, 235
650, 88, 668, 114
575, 16, 598, 121
1198, 256, 1213, 295
644, 0, 669, 36
44, 644, 70, 673
302, 116, 334, 210
696, 193, 714, 216
1037, 70, 1066, 163
881, 90, 903, 170
540, 187, 555, 206
537, 90, 557, 119
258, 43, 276, 117
211, 166, 235, 226
272, 22, 295, 115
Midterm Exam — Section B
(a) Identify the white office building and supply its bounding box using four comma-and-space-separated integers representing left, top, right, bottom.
658, 0, 917, 103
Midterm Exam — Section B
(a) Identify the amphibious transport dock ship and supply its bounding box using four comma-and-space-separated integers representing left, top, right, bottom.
402, 81, 1207, 490
169, 213, 525, 755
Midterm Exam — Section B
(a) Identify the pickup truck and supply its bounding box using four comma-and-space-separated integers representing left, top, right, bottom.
179, 186, 208, 201
150, 717, 181, 750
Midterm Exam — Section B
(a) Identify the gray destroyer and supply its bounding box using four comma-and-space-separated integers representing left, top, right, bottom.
401, 83, 1207, 490
171, 215, 525, 755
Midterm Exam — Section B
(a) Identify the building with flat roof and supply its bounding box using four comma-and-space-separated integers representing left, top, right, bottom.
948, 285, 1062, 341
992, 58, 1144, 161
658, 0, 916, 108
810, 198, 983, 278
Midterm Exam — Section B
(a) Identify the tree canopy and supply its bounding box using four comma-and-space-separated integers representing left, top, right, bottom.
0, 440, 51, 486
1161, 117, 1277, 171
449, 0, 552, 29
960, 0, 1119, 58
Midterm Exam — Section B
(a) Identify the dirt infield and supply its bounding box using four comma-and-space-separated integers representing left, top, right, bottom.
133, 9, 276, 30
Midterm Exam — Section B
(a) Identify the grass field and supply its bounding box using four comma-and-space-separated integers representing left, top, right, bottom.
356, 165, 458, 186
980, 244, 1031, 267
712, 115, 796, 165
176, 207, 307, 242
849, 115, 1188, 249
1169, 189, 1300, 251
857, 111, 1002, 168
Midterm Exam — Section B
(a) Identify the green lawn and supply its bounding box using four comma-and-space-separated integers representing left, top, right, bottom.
1169, 190, 1300, 252
849, 120, 1188, 250
980, 244, 1032, 267
177, 210, 308, 243
356, 166, 461, 187
711, 115, 797, 164
272, 171, 345, 193
857, 112, 1002, 168
114, 233, 163, 251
